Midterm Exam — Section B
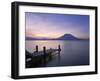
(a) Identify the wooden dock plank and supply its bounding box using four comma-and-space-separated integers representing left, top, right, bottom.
32, 48, 59, 56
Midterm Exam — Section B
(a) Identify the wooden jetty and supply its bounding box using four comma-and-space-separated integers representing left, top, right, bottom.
26, 45, 61, 68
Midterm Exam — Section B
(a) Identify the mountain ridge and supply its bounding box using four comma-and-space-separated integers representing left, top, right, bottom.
26, 34, 89, 40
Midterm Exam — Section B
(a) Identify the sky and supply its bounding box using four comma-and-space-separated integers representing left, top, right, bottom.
25, 12, 89, 39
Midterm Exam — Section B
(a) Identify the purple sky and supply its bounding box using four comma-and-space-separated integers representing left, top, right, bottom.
25, 12, 89, 39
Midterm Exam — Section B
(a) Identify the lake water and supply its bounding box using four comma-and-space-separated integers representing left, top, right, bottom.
26, 40, 89, 68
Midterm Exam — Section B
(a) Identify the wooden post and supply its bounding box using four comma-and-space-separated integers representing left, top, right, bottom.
36, 45, 38, 52
43, 46, 46, 55
43, 46, 46, 64
58, 45, 61, 63
58, 45, 61, 51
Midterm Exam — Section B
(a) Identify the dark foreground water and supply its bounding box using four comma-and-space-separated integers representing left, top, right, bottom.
26, 40, 89, 68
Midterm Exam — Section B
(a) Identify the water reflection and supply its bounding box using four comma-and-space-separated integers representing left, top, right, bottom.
26, 40, 89, 68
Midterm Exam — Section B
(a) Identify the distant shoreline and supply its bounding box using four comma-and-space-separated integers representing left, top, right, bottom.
26, 33, 89, 41
26, 39, 89, 41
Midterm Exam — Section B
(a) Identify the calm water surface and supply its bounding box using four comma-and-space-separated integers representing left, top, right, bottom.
26, 40, 89, 67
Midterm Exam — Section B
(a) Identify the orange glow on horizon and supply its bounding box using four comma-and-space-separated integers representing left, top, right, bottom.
35, 33, 60, 38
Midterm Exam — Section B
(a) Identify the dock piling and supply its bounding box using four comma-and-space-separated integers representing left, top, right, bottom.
58, 45, 61, 51
36, 45, 38, 52
43, 46, 46, 64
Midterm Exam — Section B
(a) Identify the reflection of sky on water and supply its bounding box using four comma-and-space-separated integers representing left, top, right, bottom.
25, 40, 61, 53
26, 40, 89, 67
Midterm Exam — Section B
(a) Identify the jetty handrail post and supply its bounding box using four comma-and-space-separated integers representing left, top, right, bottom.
43, 46, 46, 54
35, 45, 38, 52
58, 45, 61, 51
43, 46, 46, 64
